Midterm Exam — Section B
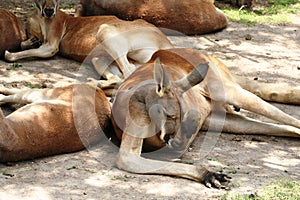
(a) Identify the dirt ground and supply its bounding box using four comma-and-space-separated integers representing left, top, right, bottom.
0, 1, 300, 200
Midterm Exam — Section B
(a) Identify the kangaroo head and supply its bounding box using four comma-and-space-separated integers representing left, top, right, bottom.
147, 58, 209, 149
34, 0, 59, 19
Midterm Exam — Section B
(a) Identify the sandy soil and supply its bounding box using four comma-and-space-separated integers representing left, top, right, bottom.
0, 1, 299, 199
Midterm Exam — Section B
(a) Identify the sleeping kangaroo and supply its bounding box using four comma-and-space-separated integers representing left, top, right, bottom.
0, 84, 111, 162
1, 48, 298, 187
1, 0, 299, 189
111, 48, 300, 188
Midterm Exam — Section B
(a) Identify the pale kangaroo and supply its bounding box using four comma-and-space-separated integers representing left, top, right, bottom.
112, 48, 300, 188
0, 84, 111, 162
4, 0, 173, 81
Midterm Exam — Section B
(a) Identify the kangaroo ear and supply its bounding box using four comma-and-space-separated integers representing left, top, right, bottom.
34, 0, 42, 10
154, 57, 171, 97
55, 0, 60, 7
174, 62, 209, 93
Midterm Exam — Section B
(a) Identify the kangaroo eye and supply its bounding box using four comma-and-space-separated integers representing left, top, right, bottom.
168, 115, 176, 119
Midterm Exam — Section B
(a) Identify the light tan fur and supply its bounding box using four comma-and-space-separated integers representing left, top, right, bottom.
4, 0, 173, 82
112, 48, 300, 188
0, 84, 111, 162
233, 76, 300, 105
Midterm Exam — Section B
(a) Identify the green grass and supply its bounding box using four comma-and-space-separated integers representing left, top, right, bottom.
220, 0, 300, 25
220, 179, 300, 200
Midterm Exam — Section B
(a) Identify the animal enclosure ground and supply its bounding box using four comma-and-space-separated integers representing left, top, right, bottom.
0, 1, 300, 199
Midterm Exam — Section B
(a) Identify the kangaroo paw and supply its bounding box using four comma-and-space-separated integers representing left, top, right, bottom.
31, 37, 42, 48
203, 171, 231, 189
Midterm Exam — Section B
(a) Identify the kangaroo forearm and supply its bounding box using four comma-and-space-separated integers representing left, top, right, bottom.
116, 151, 208, 182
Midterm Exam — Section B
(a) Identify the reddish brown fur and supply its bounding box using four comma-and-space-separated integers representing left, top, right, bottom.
76, 0, 228, 35
111, 48, 299, 187
0, 84, 111, 162
113, 49, 300, 152
112, 48, 210, 152
26, 9, 119, 62
0, 9, 26, 58
5, 3, 172, 80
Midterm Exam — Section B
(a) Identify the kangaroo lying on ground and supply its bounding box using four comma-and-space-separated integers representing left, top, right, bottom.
4, 0, 173, 81
0, 9, 26, 58
1, 0, 299, 189
4, 0, 297, 105
1, 48, 299, 187
111, 48, 300, 188
75, 0, 228, 35
0, 84, 111, 162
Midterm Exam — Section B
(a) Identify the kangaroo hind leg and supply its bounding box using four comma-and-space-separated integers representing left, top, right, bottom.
206, 112, 300, 137
225, 85, 300, 129
234, 75, 300, 105
0, 86, 50, 105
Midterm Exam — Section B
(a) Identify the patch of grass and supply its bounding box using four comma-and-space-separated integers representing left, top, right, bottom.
220, 0, 300, 25
220, 193, 259, 200
226, 169, 238, 174
223, 9, 293, 25
112, 174, 135, 181
61, 3, 76, 10
12, 62, 22, 68
220, 179, 300, 200
7, 62, 22, 70
262, 179, 300, 200
26, 82, 46, 89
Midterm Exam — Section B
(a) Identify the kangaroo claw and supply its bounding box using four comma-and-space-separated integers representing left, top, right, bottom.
203, 171, 231, 189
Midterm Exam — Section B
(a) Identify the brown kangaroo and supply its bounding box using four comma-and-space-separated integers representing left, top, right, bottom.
0, 9, 26, 58
75, 0, 228, 35
0, 84, 111, 162
4, 0, 173, 82
111, 48, 300, 188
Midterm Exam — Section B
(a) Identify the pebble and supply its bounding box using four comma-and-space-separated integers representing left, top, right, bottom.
245, 34, 252, 40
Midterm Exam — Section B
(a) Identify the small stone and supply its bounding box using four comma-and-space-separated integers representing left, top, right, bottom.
6, 65, 12, 70
245, 34, 252, 40
232, 137, 242, 142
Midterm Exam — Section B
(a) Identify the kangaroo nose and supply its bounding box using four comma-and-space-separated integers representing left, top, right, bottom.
163, 134, 171, 144
43, 8, 55, 18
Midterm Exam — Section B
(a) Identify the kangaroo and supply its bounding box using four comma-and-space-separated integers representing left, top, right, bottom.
0, 84, 111, 162
111, 48, 300, 188
75, 0, 228, 35
4, 0, 173, 82
0, 9, 26, 58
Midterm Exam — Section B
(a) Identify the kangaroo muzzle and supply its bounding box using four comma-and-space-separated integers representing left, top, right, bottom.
168, 109, 201, 151
42, 8, 55, 18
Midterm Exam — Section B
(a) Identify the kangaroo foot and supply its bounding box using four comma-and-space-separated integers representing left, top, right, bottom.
203, 171, 231, 189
